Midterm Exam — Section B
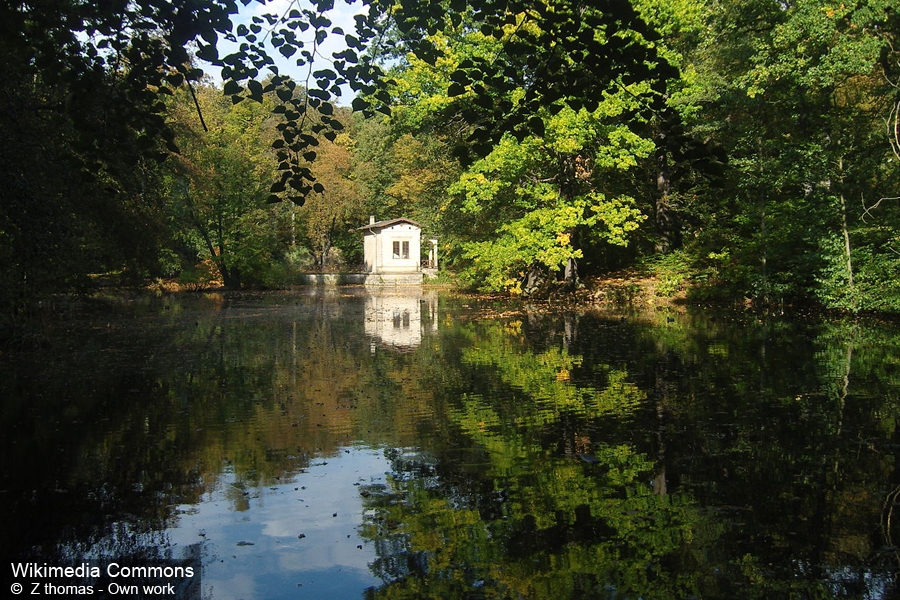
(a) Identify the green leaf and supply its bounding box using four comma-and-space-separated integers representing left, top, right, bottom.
276, 87, 292, 103
223, 80, 242, 95
247, 79, 263, 101
200, 26, 218, 46
448, 82, 466, 97
527, 116, 545, 137
195, 43, 219, 62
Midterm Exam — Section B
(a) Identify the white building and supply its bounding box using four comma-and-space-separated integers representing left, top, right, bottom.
358, 217, 438, 276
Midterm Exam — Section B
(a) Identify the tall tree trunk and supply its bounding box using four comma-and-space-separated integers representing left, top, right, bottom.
758, 138, 769, 305
563, 256, 578, 288
890, 100, 900, 163
190, 208, 238, 289
655, 143, 677, 254
290, 205, 296, 248
837, 157, 857, 311
221, 266, 241, 289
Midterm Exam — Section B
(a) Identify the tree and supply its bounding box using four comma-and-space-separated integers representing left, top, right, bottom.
0, 0, 188, 308
629, 0, 900, 308
166, 82, 279, 288
298, 125, 363, 269
453, 101, 653, 293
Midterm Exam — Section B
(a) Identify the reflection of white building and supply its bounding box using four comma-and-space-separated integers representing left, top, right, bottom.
364, 291, 438, 350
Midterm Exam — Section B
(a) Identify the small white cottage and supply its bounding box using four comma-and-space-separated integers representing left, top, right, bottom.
358, 217, 432, 274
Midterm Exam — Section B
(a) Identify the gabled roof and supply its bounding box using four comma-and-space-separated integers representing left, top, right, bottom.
357, 217, 421, 232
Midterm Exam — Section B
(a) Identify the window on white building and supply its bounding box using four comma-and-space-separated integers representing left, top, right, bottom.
392, 240, 410, 259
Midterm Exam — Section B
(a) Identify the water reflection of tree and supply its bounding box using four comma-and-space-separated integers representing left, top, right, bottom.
360, 312, 900, 598
360, 317, 716, 599
361, 451, 711, 599
628, 313, 900, 596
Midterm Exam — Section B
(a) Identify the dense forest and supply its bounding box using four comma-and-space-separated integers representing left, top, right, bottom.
2, 0, 899, 313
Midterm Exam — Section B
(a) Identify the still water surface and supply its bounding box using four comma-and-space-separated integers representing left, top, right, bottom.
2, 289, 900, 599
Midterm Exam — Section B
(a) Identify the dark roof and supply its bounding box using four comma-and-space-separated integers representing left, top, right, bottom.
357, 217, 421, 232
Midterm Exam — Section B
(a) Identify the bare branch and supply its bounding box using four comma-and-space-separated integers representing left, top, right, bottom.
890, 100, 900, 163
187, 80, 209, 133
861, 194, 900, 222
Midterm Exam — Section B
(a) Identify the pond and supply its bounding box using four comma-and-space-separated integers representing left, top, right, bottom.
2, 289, 899, 599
